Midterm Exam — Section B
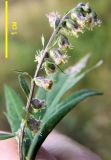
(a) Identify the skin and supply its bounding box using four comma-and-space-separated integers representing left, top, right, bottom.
0, 131, 101, 160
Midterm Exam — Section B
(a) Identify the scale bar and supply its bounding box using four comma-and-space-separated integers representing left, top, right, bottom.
5, 0, 8, 58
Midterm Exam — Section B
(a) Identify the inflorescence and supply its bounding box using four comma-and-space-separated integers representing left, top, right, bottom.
35, 2, 101, 89
29, 2, 101, 132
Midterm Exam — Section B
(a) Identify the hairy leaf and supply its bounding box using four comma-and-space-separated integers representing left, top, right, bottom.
47, 59, 103, 107
46, 54, 91, 106
27, 89, 102, 159
34, 56, 103, 122
27, 55, 103, 158
4, 86, 24, 132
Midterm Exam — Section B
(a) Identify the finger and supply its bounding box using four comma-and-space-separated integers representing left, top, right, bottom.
0, 138, 19, 160
0, 137, 57, 160
36, 147, 57, 160
43, 131, 101, 160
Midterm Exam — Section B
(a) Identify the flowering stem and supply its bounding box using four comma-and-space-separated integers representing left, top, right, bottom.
18, 9, 73, 160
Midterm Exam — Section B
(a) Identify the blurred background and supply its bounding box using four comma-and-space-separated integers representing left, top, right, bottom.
0, 0, 111, 159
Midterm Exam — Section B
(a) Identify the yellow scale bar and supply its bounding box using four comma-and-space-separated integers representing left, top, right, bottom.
5, 0, 8, 58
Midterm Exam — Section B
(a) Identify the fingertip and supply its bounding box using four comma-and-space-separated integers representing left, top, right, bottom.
0, 138, 19, 160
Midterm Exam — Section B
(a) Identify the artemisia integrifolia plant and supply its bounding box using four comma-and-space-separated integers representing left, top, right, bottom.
1, 3, 102, 160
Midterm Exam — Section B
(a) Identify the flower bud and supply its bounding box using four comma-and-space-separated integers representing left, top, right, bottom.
65, 19, 75, 30
78, 3, 93, 15
58, 34, 70, 50
34, 77, 53, 90
28, 118, 41, 133
63, 19, 83, 37
71, 3, 101, 30
31, 98, 45, 109
86, 11, 102, 29
46, 12, 60, 29
42, 60, 56, 74
49, 49, 68, 65
71, 11, 86, 27
81, 3, 92, 13
35, 50, 49, 63
75, 3, 90, 13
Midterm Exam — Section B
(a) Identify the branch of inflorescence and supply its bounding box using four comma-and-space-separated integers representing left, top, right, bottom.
18, 9, 73, 160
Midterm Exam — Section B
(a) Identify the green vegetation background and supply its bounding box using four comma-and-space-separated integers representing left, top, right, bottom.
0, 0, 111, 159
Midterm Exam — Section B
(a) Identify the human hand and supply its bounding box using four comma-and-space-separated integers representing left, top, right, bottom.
0, 131, 101, 160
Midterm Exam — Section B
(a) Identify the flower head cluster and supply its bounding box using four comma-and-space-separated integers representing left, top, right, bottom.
57, 34, 70, 50
62, 2, 101, 37
34, 2, 101, 91
29, 3, 101, 134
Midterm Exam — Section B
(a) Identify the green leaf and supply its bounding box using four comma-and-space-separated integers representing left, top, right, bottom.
44, 89, 103, 117
34, 55, 103, 122
35, 53, 90, 106
41, 34, 45, 48
27, 55, 103, 159
36, 87, 46, 100
0, 133, 16, 140
18, 73, 30, 97
47, 58, 103, 107
27, 89, 102, 159
46, 54, 91, 106
4, 86, 24, 132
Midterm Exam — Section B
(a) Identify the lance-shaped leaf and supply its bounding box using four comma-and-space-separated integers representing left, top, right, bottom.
34, 56, 103, 122
45, 54, 90, 106
4, 86, 24, 132
0, 133, 16, 140
18, 73, 30, 97
27, 89, 102, 159
41, 34, 45, 48
47, 58, 103, 107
